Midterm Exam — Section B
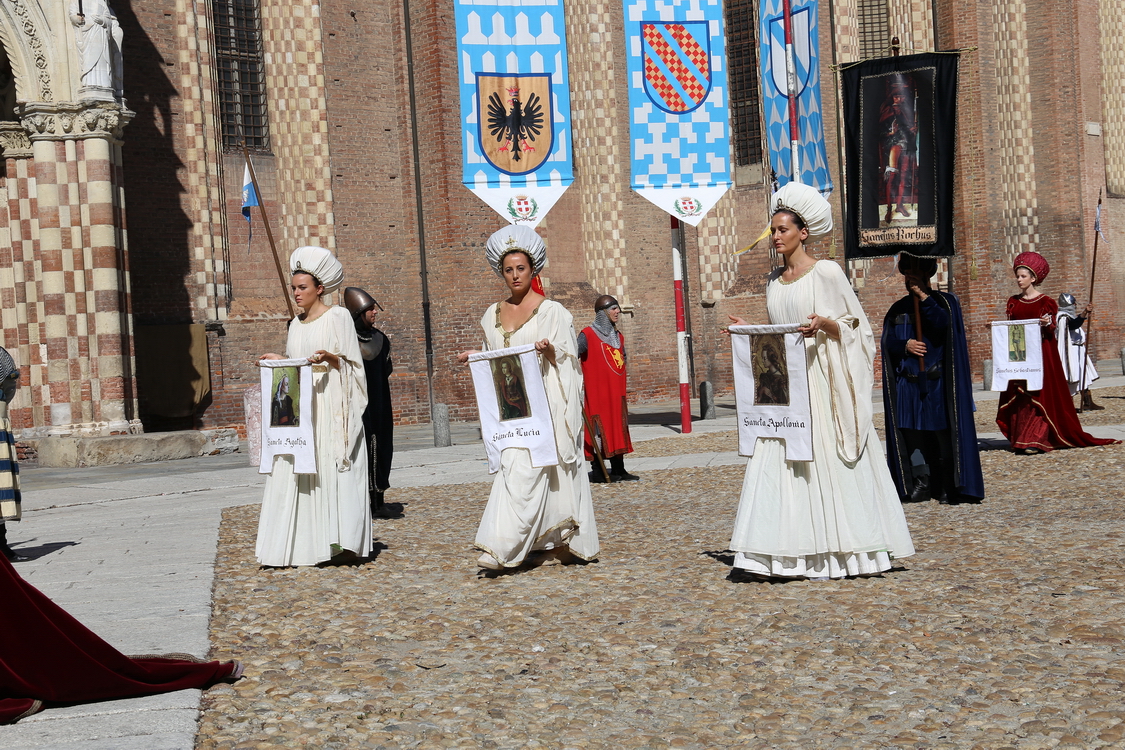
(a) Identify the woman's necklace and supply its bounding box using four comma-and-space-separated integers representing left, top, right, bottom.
781, 261, 816, 284
496, 299, 540, 347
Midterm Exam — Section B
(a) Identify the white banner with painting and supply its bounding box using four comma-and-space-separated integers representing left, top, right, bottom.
258, 359, 316, 474
729, 323, 813, 461
469, 344, 557, 474
990, 319, 1043, 391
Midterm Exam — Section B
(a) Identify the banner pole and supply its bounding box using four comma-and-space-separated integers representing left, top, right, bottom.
672, 216, 692, 434
242, 143, 296, 320
782, 0, 801, 182
1079, 189, 1102, 412
912, 292, 927, 380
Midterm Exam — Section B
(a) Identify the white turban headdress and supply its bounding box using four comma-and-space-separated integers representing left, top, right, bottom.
771, 182, 834, 237
485, 225, 547, 277
289, 245, 344, 294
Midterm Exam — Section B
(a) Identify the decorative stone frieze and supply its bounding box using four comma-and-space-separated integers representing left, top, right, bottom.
7, 0, 53, 102
18, 99, 133, 141
0, 121, 31, 158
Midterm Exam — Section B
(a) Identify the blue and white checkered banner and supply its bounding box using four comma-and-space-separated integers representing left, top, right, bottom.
623, 0, 731, 226
760, 0, 833, 192
454, 0, 573, 228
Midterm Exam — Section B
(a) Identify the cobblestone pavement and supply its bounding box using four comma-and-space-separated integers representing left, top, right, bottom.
634, 386, 1125, 459
198, 438, 1125, 749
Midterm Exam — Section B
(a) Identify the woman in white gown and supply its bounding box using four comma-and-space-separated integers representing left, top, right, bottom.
256, 246, 370, 567
726, 183, 914, 580
458, 225, 599, 571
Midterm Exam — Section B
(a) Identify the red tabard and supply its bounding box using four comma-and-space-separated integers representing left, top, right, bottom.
996, 294, 1118, 451
581, 328, 633, 459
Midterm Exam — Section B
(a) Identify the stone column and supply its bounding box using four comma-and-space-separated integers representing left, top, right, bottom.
564, 0, 632, 305
0, 126, 35, 431
16, 99, 137, 436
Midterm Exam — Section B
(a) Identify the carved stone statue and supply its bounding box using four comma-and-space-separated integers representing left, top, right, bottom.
70, 0, 123, 97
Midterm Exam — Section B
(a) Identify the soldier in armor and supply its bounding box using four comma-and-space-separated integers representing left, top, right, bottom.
1056, 292, 1102, 410
578, 295, 638, 482
343, 287, 396, 517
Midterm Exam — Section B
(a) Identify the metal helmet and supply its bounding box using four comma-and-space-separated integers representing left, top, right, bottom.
1057, 292, 1077, 309
594, 294, 619, 312
343, 287, 382, 333
343, 287, 381, 317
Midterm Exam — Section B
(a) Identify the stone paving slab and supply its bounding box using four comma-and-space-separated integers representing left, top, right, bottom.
7, 696, 204, 750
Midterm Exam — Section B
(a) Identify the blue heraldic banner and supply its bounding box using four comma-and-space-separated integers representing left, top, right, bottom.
759, 0, 833, 192
623, 0, 732, 226
454, 0, 574, 228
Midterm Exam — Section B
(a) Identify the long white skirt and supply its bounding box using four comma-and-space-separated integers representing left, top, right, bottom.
475, 447, 599, 567
730, 430, 914, 579
256, 443, 371, 567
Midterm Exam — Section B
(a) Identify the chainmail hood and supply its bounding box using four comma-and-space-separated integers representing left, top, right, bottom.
590, 297, 621, 348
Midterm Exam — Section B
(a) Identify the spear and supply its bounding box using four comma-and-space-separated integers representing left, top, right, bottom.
1079, 189, 1102, 412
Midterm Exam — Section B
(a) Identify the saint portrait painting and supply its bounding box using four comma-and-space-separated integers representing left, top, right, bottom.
752, 334, 789, 406
492, 355, 531, 421
270, 367, 300, 427
1008, 325, 1027, 363
842, 53, 958, 259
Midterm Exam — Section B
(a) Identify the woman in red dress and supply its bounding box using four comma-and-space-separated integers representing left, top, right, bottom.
0, 555, 242, 723
996, 252, 1117, 453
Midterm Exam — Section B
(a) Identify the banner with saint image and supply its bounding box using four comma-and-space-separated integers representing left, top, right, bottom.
842, 52, 958, 259
258, 359, 316, 474
454, 0, 574, 227
469, 344, 557, 473
991, 319, 1044, 391
729, 324, 812, 461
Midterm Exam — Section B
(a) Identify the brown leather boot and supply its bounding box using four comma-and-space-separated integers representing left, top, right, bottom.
1081, 390, 1104, 411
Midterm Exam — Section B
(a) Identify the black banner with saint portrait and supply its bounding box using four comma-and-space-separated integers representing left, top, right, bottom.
842, 52, 957, 259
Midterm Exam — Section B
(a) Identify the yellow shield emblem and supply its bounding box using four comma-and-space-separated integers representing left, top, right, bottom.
603, 342, 626, 373
477, 73, 554, 175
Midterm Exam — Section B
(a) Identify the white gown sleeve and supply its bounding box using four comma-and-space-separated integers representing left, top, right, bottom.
537, 301, 584, 466
809, 261, 876, 462
326, 306, 368, 471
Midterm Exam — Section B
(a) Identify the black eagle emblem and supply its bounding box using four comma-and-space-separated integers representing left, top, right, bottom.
486, 86, 545, 162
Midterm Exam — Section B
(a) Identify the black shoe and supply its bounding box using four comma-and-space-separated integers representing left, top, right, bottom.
588, 471, 614, 483
616, 471, 640, 481
0, 526, 28, 562
906, 475, 930, 503
1, 540, 29, 562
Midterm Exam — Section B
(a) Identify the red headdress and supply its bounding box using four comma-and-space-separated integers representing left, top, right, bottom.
1013, 251, 1049, 283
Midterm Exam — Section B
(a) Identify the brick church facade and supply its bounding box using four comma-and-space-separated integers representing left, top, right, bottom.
0, 0, 1122, 438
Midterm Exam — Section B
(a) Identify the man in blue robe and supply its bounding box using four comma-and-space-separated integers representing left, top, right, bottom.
882, 254, 984, 504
